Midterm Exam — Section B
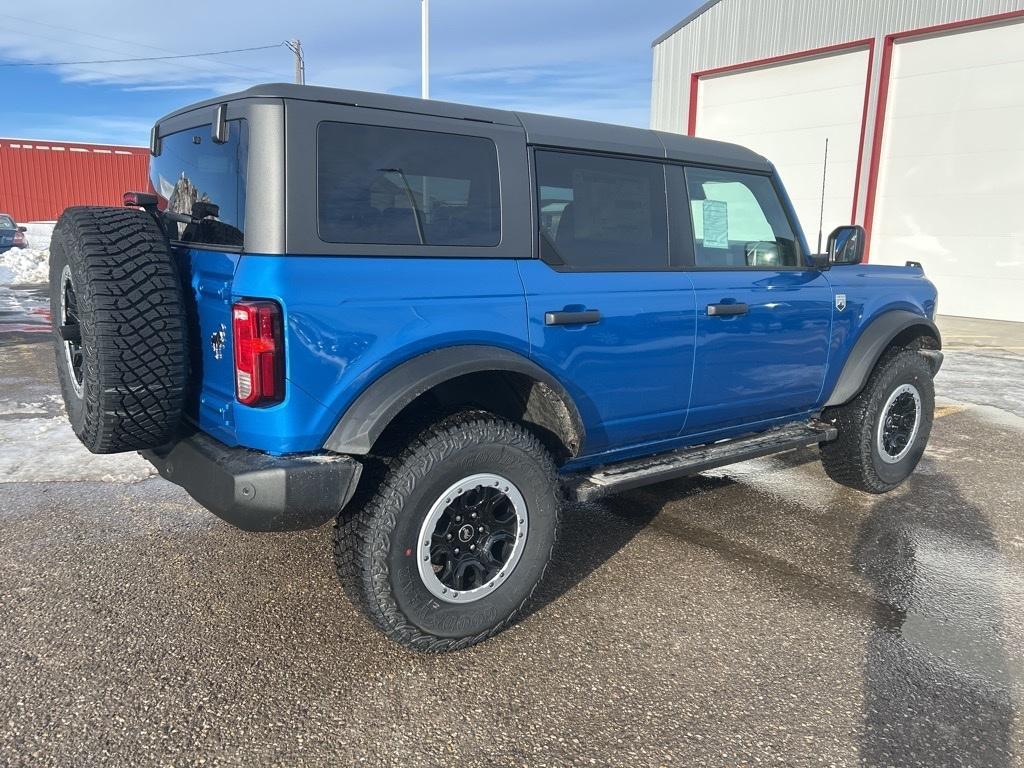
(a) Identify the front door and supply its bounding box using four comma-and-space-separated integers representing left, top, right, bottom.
519, 150, 696, 457
678, 166, 832, 436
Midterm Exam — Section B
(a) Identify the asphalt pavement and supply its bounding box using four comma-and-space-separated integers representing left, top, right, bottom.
1, 315, 1023, 767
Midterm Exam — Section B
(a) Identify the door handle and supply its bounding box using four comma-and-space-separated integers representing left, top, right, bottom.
707, 302, 749, 317
545, 309, 601, 326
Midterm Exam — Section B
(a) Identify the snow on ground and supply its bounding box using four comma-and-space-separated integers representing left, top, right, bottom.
0, 247, 50, 285
23, 221, 55, 252
0, 221, 55, 286
0, 413, 156, 483
0, 398, 47, 415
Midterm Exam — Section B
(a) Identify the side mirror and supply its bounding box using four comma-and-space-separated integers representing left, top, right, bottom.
17, 226, 27, 233
827, 225, 866, 265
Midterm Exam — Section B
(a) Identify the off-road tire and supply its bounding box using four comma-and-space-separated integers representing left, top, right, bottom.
820, 348, 934, 493
49, 206, 188, 453
334, 412, 560, 652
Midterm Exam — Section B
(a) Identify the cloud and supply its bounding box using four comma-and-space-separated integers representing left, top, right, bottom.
1, 112, 155, 144
0, 0, 692, 139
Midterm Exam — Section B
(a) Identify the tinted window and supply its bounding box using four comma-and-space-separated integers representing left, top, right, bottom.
685, 168, 800, 268
0, 215, 14, 229
149, 120, 248, 247
536, 151, 668, 269
317, 122, 500, 247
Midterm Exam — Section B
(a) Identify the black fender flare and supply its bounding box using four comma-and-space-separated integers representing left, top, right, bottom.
323, 345, 586, 455
824, 310, 941, 407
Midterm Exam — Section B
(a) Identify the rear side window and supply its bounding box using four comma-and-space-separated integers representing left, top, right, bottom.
317, 122, 500, 247
536, 150, 668, 270
685, 168, 801, 268
149, 120, 248, 247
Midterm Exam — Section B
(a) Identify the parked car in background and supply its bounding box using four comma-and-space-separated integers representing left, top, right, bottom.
0, 213, 28, 253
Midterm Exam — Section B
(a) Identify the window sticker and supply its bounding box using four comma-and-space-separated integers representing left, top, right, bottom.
702, 199, 729, 249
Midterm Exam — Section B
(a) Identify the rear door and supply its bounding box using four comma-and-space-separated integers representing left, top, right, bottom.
518, 149, 696, 457
678, 166, 832, 436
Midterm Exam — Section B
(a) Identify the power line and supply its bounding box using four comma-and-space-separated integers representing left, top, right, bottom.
0, 43, 286, 68
0, 13, 285, 78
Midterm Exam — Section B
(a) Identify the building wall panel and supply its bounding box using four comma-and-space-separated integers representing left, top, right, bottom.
692, 47, 870, 246
0, 139, 148, 222
652, 0, 1023, 134
651, 0, 1023, 225
869, 19, 1024, 321
653, 0, 1024, 322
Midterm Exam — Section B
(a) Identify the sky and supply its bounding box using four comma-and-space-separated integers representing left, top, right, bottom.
0, 0, 697, 146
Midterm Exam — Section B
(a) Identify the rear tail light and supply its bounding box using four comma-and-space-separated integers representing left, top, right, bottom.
232, 300, 284, 407
12, 231, 26, 247
123, 191, 160, 212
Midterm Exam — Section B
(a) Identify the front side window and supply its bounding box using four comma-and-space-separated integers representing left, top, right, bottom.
685, 168, 801, 268
149, 120, 248, 247
317, 122, 500, 247
536, 151, 668, 269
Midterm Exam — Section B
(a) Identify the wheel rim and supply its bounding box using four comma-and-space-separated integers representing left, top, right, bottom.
416, 473, 529, 604
876, 383, 922, 464
60, 264, 84, 398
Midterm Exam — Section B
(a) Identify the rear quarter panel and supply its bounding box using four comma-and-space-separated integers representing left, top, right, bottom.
229, 255, 531, 453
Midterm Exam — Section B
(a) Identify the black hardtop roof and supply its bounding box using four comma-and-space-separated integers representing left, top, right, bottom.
156, 83, 770, 171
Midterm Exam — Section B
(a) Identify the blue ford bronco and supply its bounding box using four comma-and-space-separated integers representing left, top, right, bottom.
50, 84, 941, 651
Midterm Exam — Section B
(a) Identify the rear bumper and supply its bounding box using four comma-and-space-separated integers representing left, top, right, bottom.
141, 432, 362, 532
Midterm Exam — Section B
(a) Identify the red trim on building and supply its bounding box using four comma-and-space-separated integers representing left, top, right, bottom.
687, 39, 874, 137
687, 73, 700, 136
848, 40, 875, 225
861, 9, 1024, 261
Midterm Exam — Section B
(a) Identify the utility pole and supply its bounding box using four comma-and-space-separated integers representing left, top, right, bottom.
421, 0, 429, 99
286, 39, 305, 85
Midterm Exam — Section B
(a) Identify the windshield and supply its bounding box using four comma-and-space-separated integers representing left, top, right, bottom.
149, 119, 248, 247
0, 215, 15, 229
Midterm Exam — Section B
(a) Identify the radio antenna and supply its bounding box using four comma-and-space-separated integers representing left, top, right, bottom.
816, 137, 829, 254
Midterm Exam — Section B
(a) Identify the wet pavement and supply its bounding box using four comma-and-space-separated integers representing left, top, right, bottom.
0, 284, 50, 347
1, 324, 1023, 767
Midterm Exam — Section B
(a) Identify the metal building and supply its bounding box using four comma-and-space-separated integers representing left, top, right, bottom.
651, 0, 1024, 322
0, 139, 149, 223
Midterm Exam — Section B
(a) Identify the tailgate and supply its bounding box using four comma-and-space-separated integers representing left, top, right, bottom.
175, 246, 240, 446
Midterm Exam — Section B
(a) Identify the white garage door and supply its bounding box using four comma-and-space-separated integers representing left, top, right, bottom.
870, 20, 1024, 322
694, 47, 870, 251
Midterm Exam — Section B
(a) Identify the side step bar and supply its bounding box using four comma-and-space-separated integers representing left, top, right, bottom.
562, 421, 837, 503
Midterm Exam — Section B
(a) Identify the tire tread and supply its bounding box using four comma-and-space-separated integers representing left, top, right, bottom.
333, 412, 559, 652
50, 206, 187, 453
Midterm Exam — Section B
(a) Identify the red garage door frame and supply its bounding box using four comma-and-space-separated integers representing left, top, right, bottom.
687, 38, 876, 225
861, 9, 1024, 261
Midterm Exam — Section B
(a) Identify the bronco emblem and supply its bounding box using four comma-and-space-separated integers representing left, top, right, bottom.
835, 294, 847, 312
210, 324, 227, 360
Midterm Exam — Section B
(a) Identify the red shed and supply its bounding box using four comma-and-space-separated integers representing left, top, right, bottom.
0, 138, 149, 222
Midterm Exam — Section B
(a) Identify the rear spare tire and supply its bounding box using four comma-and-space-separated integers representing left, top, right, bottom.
50, 206, 187, 453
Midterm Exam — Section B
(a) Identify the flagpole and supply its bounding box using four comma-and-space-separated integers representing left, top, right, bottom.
421, 0, 430, 99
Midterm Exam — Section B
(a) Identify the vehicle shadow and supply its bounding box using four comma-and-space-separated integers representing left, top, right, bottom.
854, 474, 1015, 767
526, 474, 734, 612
